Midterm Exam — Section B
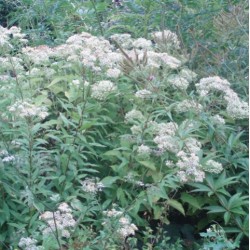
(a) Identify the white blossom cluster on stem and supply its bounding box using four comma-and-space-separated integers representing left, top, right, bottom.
39, 202, 76, 238
103, 208, 138, 239
18, 237, 43, 250
80, 178, 104, 194
124, 109, 145, 124
176, 151, 205, 183
0, 25, 27, 52
196, 76, 248, 119
152, 29, 181, 51
91, 80, 117, 100
203, 160, 223, 174
8, 100, 49, 120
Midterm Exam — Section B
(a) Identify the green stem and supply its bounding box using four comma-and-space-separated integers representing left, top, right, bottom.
90, 0, 104, 36
8, 56, 24, 101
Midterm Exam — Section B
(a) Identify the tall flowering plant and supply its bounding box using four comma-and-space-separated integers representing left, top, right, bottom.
0, 25, 248, 249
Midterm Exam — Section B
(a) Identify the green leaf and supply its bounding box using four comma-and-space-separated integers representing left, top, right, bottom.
103, 150, 122, 158
167, 199, 185, 215
47, 76, 66, 88
189, 183, 211, 193
117, 187, 127, 207
59, 113, 77, 128
59, 175, 66, 183
101, 176, 120, 187
180, 193, 201, 209
205, 206, 226, 213
7, 223, 26, 230
224, 211, 231, 224
138, 161, 157, 171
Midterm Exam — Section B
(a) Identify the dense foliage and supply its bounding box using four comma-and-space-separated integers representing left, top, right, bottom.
0, 0, 248, 249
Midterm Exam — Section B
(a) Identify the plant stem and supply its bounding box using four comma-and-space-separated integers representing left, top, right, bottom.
8, 56, 24, 101
90, 0, 104, 36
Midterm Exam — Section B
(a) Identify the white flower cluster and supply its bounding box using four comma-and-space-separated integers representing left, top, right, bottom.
110, 33, 133, 49
135, 89, 152, 99
22, 32, 123, 75
130, 124, 142, 135
103, 208, 138, 239
179, 68, 197, 82
22, 45, 54, 65
18, 237, 43, 250
196, 76, 231, 97
155, 122, 178, 136
39, 202, 76, 238
196, 76, 248, 119
91, 80, 117, 100
106, 68, 121, 78
165, 160, 174, 168
0, 56, 24, 72
173, 71, 199, 91
124, 109, 144, 124
117, 217, 138, 239
121, 47, 181, 70
65, 32, 122, 72
176, 151, 205, 183
153, 122, 179, 153
146, 51, 182, 69
152, 29, 181, 50
132, 38, 152, 50
124, 172, 145, 187
226, 98, 248, 120
81, 178, 104, 194
211, 114, 225, 125
1, 151, 15, 163
184, 137, 201, 154
0, 150, 8, 156
26, 67, 56, 78
154, 135, 180, 153
103, 208, 123, 217
175, 99, 203, 113
8, 100, 49, 120
203, 160, 223, 174
0, 25, 27, 52
137, 144, 151, 156
167, 75, 189, 90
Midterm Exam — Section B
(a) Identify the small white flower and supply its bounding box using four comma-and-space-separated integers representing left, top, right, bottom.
165, 160, 174, 168
71, 79, 80, 87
